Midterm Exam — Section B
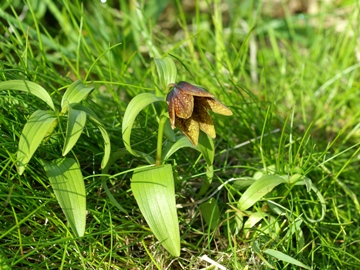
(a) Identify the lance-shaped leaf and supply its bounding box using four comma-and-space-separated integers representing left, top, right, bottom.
17, 110, 58, 175
61, 80, 94, 113
162, 132, 214, 167
71, 104, 111, 168
154, 56, 177, 91
199, 198, 221, 230
62, 106, 87, 156
197, 132, 215, 166
122, 93, 164, 157
237, 175, 286, 211
42, 158, 86, 237
0, 80, 55, 110
264, 249, 311, 270
131, 164, 180, 256
162, 136, 196, 161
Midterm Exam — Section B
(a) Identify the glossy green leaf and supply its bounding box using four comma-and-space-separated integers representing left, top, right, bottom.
232, 178, 256, 191
162, 132, 214, 166
71, 104, 111, 168
42, 158, 86, 237
238, 175, 286, 211
198, 132, 215, 166
199, 198, 221, 230
131, 164, 180, 256
244, 212, 269, 230
0, 80, 55, 110
122, 93, 164, 157
154, 56, 177, 91
62, 106, 87, 156
61, 80, 94, 113
163, 118, 176, 142
264, 249, 311, 269
162, 136, 196, 161
17, 110, 58, 175
79, 118, 110, 168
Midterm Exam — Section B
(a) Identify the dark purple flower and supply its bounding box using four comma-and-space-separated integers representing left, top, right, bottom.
166, 81, 232, 146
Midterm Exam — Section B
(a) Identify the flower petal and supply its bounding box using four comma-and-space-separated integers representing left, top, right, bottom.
175, 116, 200, 146
167, 87, 194, 120
175, 81, 215, 98
167, 93, 176, 129
192, 105, 216, 138
201, 97, 233, 116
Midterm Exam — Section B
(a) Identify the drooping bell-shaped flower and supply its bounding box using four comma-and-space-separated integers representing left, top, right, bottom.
166, 81, 232, 146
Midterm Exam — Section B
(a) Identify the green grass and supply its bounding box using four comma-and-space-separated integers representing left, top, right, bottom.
1, 0, 360, 269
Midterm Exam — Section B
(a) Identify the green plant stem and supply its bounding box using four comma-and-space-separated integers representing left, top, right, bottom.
155, 115, 167, 166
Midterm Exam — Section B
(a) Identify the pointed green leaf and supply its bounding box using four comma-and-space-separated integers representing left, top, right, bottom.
131, 164, 180, 256
62, 106, 87, 156
162, 132, 214, 165
163, 118, 176, 142
86, 114, 111, 169
162, 136, 196, 161
198, 164, 214, 196
244, 212, 268, 230
264, 249, 311, 269
199, 198, 221, 230
71, 104, 111, 168
17, 110, 58, 175
238, 175, 286, 211
0, 80, 55, 110
42, 158, 86, 237
198, 132, 215, 166
154, 56, 177, 91
122, 93, 164, 157
232, 178, 256, 191
61, 80, 94, 113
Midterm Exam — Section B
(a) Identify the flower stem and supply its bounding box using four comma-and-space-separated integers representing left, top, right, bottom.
155, 114, 167, 166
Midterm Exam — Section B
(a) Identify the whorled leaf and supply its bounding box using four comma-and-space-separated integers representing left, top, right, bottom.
122, 93, 164, 158
17, 110, 58, 175
0, 80, 55, 110
237, 175, 286, 211
61, 80, 94, 113
42, 158, 86, 237
62, 106, 87, 156
71, 104, 111, 168
131, 164, 180, 256
154, 56, 177, 92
